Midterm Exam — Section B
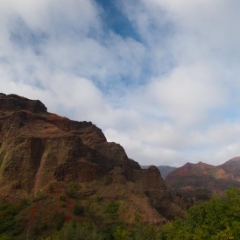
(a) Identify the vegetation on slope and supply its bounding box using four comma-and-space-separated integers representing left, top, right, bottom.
160, 187, 240, 239
0, 179, 162, 240
1, 186, 240, 239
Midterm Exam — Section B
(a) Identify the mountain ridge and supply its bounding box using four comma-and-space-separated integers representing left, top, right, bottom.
165, 157, 240, 197
0, 93, 184, 225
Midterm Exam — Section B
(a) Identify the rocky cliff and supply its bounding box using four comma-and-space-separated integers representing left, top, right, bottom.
0, 93, 183, 223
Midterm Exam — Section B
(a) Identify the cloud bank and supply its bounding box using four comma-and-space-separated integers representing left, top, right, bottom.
1, 0, 240, 166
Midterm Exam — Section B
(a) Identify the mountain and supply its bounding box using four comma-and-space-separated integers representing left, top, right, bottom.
165, 158, 240, 198
142, 165, 176, 179
0, 93, 184, 232
158, 166, 177, 179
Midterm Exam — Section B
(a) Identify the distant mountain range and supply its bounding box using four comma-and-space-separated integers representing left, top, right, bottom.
141, 165, 176, 179
142, 157, 240, 199
165, 157, 240, 198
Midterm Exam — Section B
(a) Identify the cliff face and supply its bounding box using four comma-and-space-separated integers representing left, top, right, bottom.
165, 158, 240, 197
0, 93, 183, 222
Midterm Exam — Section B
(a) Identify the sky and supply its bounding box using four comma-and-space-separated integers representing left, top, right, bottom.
1, 0, 240, 167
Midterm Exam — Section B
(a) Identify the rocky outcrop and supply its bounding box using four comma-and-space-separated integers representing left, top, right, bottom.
133, 166, 183, 219
0, 93, 47, 113
0, 93, 183, 222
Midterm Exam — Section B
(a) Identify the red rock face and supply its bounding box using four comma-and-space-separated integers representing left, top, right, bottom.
0, 93, 184, 221
165, 158, 240, 197
0, 94, 186, 223
0, 94, 136, 194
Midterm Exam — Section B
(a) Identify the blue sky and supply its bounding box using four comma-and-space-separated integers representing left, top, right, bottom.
1, 0, 240, 167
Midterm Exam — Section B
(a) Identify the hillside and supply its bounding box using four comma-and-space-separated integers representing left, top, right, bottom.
0, 93, 184, 239
165, 157, 240, 198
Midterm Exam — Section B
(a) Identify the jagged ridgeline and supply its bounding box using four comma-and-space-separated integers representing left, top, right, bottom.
0, 93, 184, 239
165, 158, 240, 200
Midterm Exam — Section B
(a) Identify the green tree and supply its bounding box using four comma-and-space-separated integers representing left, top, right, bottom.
159, 188, 240, 239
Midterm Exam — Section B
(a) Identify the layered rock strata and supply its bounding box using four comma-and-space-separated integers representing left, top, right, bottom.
0, 93, 183, 222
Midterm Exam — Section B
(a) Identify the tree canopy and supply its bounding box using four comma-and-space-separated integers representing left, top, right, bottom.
160, 187, 240, 240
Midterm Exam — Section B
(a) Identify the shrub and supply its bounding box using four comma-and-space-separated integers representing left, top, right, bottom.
73, 203, 84, 216
57, 220, 105, 240
48, 184, 54, 193
67, 182, 79, 198
105, 201, 120, 218
59, 194, 66, 202
92, 196, 102, 203
0, 202, 23, 234
55, 211, 65, 231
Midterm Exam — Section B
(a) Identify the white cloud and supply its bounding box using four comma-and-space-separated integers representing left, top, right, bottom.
148, 64, 228, 125
105, 127, 185, 166
0, 0, 101, 32
205, 122, 240, 146
1, 0, 240, 168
